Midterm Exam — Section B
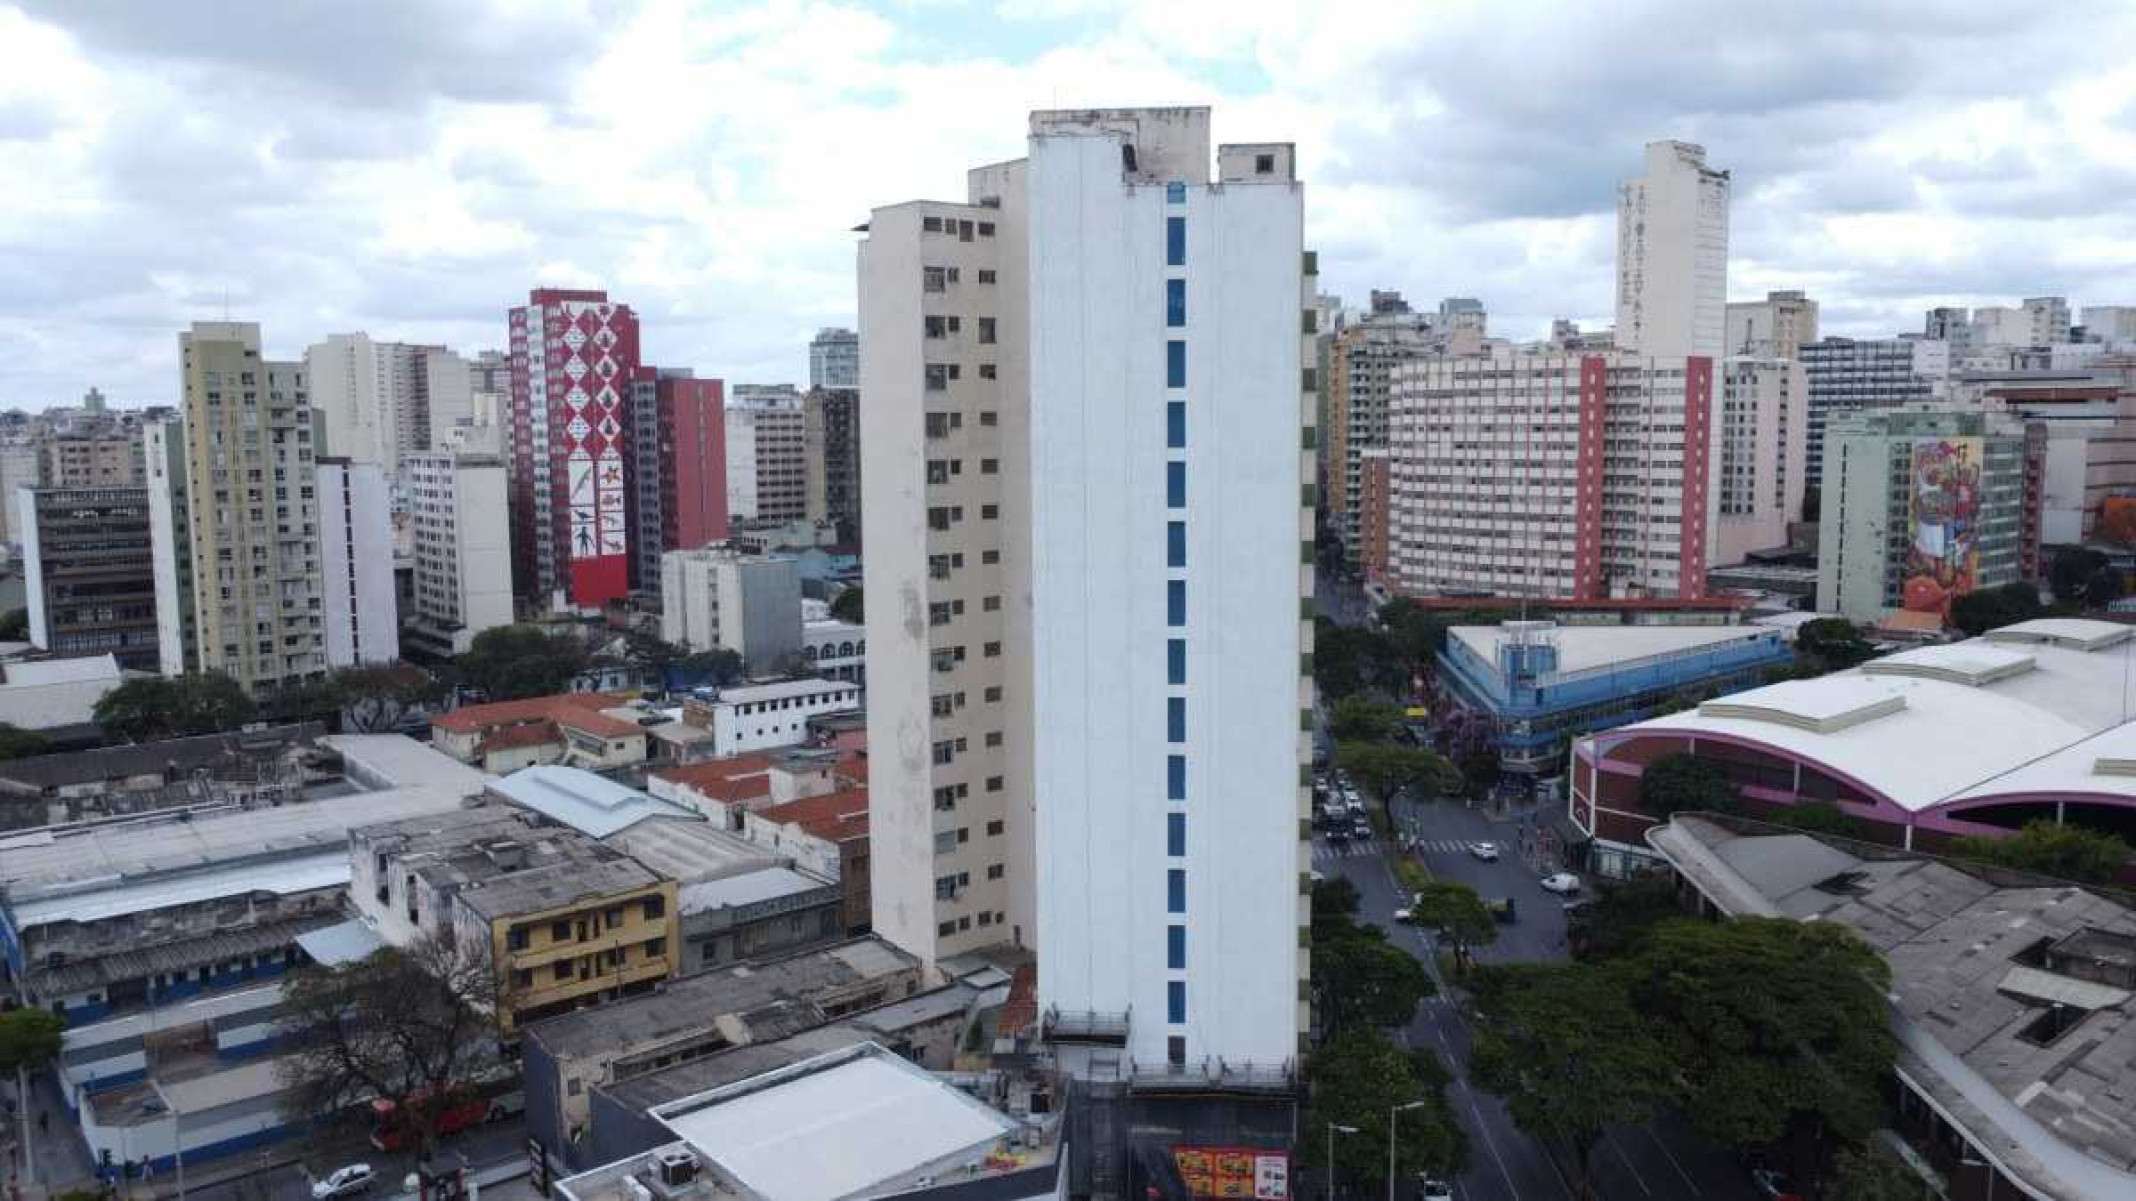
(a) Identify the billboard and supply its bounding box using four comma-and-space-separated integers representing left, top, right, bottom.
1171, 1147, 1290, 1200
1901, 437, 1982, 617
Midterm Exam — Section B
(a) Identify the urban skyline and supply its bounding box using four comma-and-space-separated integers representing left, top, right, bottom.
4, 1, 2135, 403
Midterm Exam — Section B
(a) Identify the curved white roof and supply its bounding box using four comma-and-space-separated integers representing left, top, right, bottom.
1598, 623, 2136, 814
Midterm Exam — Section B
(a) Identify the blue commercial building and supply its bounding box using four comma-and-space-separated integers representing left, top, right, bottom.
1436, 621, 1793, 775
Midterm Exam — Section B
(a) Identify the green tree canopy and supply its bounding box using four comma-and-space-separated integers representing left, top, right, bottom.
1328, 695, 1402, 743
457, 624, 590, 700
1406, 880, 1498, 972
1949, 819, 2130, 884
93, 672, 257, 742
1313, 618, 1402, 700
1831, 1138, 1931, 1201
1566, 873, 1683, 962
1314, 919, 1435, 1035
0, 608, 26, 641
1628, 917, 1895, 1149
1948, 581, 2044, 637
1639, 752, 1738, 819
1794, 618, 1877, 674
1467, 963, 1674, 1198
0, 723, 50, 761
829, 586, 863, 624
1337, 741, 1462, 802
2049, 546, 2111, 607
0, 1007, 65, 1074
1299, 1029, 1467, 1188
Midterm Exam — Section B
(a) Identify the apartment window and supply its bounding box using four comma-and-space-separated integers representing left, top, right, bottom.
984, 640, 1001, 657
1166, 278, 1186, 327
978, 269, 997, 284
506, 926, 529, 951
643, 896, 664, 920
924, 315, 947, 339
981, 504, 999, 519
1166, 216, 1185, 266
1167, 925, 1186, 970
551, 920, 570, 941
1168, 579, 1185, 626
986, 775, 1004, 791
924, 216, 943, 232
1168, 980, 1186, 1023
1166, 340, 1186, 388
553, 962, 572, 982
987, 819, 1004, 836
1168, 638, 1186, 685
1167, 401, 1185, 448
980, 458, 998, 474
1255, 152, 1275, 174
985, 731, 1003, 748
1166, 181, 1186, 204
923, 267, 946, 292
987, 864, 1004, 880
984, 684, 1003, 702
1167, 869, 1186, 914
938, 921, 957, 937
978, 317, 996, 344
643, 937, 666, 958
979, 364, 997, 380
978, 222, 995, 237
1167, 461, 1185, 507
925, 364, 949, 392
982, 549, 1000, 565
979, 411, 997, 426
983, 595, 1001, 612
1167, 521, 1186, 567
1167, 812, 1186, 857
1168, 697, 1185, 743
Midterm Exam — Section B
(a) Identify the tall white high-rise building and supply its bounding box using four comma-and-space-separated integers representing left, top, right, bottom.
403, 452, 512, 658
725, 388, 808, 523
1616, 140, 1730, 361
658, 545, 801, 671
861, 107, 1311, 1071
315, 458, 397, 667
305, 333, 453, 470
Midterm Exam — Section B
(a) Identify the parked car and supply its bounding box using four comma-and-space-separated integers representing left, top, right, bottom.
1484, 896, 1517, 923
1326, 825, 1351, 845
1392, 907, 1413, 924
1540, 872, 1582, 894
1345, 795, 1367, 815
312, 1165, 375, 1201
1469, 841, 1500, 861
1350, 820, 1374, 841
1749, 1167, 1802, 1201
1418, 1179, 1454, 1201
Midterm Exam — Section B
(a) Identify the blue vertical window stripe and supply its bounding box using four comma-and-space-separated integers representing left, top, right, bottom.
1167, 639, 1186, 685
1167, 697, 1185, 743
1167, 925, 1186, 970
1167, 401, 1185, 448
1167, 521, 1186, 567
1166, 278, 1186, 327
1167, 340, 1186, 388
1167, 754, 1186, 799
1167, 869, 1185, 913
1167, 461, 1186, 508
1167, 580, 1186, 626
1167, 813, 1186, 857
1166, 181, 1187, 204
1167, 216, 1186, 264
1167, 980, 1186, 1023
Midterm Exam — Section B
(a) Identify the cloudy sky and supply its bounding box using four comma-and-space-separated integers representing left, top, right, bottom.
4, 0, 2135, 407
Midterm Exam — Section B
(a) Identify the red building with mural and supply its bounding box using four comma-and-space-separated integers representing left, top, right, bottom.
508, 289, 641, 608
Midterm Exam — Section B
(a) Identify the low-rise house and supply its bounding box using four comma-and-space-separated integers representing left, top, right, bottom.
431, 693, 652, 773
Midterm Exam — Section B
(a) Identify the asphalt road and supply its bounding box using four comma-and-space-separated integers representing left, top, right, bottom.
1316, 562, 1372, 628
1318, 793, 1763, 1201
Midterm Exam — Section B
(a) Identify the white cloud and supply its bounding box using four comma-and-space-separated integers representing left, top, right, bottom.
2, 0, 2134, 407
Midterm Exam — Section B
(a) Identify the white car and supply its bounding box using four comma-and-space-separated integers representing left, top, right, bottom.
1469, 841, 1500, 861
312, 1165, 375, 1201
1419, 1178, 1454, 1201
1539, 872, 1581, 895
1392, 907, 1414, 924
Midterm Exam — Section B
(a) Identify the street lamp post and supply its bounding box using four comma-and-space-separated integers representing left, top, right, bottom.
1389, 1101, 1428, 1201
1327, 1123, 1358, 1201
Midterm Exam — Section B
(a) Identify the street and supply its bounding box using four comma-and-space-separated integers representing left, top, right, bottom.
1321, 790, 1762, 1201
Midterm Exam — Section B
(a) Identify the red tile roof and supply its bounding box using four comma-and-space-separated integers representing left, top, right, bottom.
651, 753, 778, 802
433, 692, 643, 741
757, 786, 870, 843
477, 723, 561, 755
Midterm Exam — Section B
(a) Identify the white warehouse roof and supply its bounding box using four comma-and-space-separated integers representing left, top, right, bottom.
1593, 619, 2136, 814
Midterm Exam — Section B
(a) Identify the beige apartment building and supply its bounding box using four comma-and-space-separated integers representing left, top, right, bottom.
860, 163, 1033, 966
42, 432, 143, 489
170, 322, 327, 695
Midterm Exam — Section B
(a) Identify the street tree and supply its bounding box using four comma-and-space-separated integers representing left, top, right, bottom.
0, 1007, 65, 1177
1313, 917, 1434, 1035
1337, 741, 1462, 803
1831, 1139, 1925, 1201
1310, 876, 1362, 938
277, 933, 500, 1160
1299, 1029, 1467, 1190
829, 586, 863, 624
1949, 819, 2130, 884
2049, 546, 2112, 607
0, 608, 26, 641
1565, 873, 1681, 962
1407, 880, 1497, 973
1795, 618, 1877, 674
1313, 618, 1402, 700
329, 665, 448, 732
1328, 695, 1402, 743
1638, 753, 1738, 819
1629, 917, 1894, 1150
1467, 963, 1673, 1200
456, 624, 590, 700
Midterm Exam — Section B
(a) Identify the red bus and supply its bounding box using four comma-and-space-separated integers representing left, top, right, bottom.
369, 1089, 489, 1152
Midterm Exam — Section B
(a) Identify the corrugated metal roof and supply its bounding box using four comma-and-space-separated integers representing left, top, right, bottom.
491, 765, 698, 838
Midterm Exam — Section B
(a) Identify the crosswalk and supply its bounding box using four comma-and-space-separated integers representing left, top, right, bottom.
1312, 837, 1480, 864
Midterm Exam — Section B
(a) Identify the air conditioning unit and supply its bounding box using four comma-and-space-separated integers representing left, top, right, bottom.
653, 1148, 697, 1188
